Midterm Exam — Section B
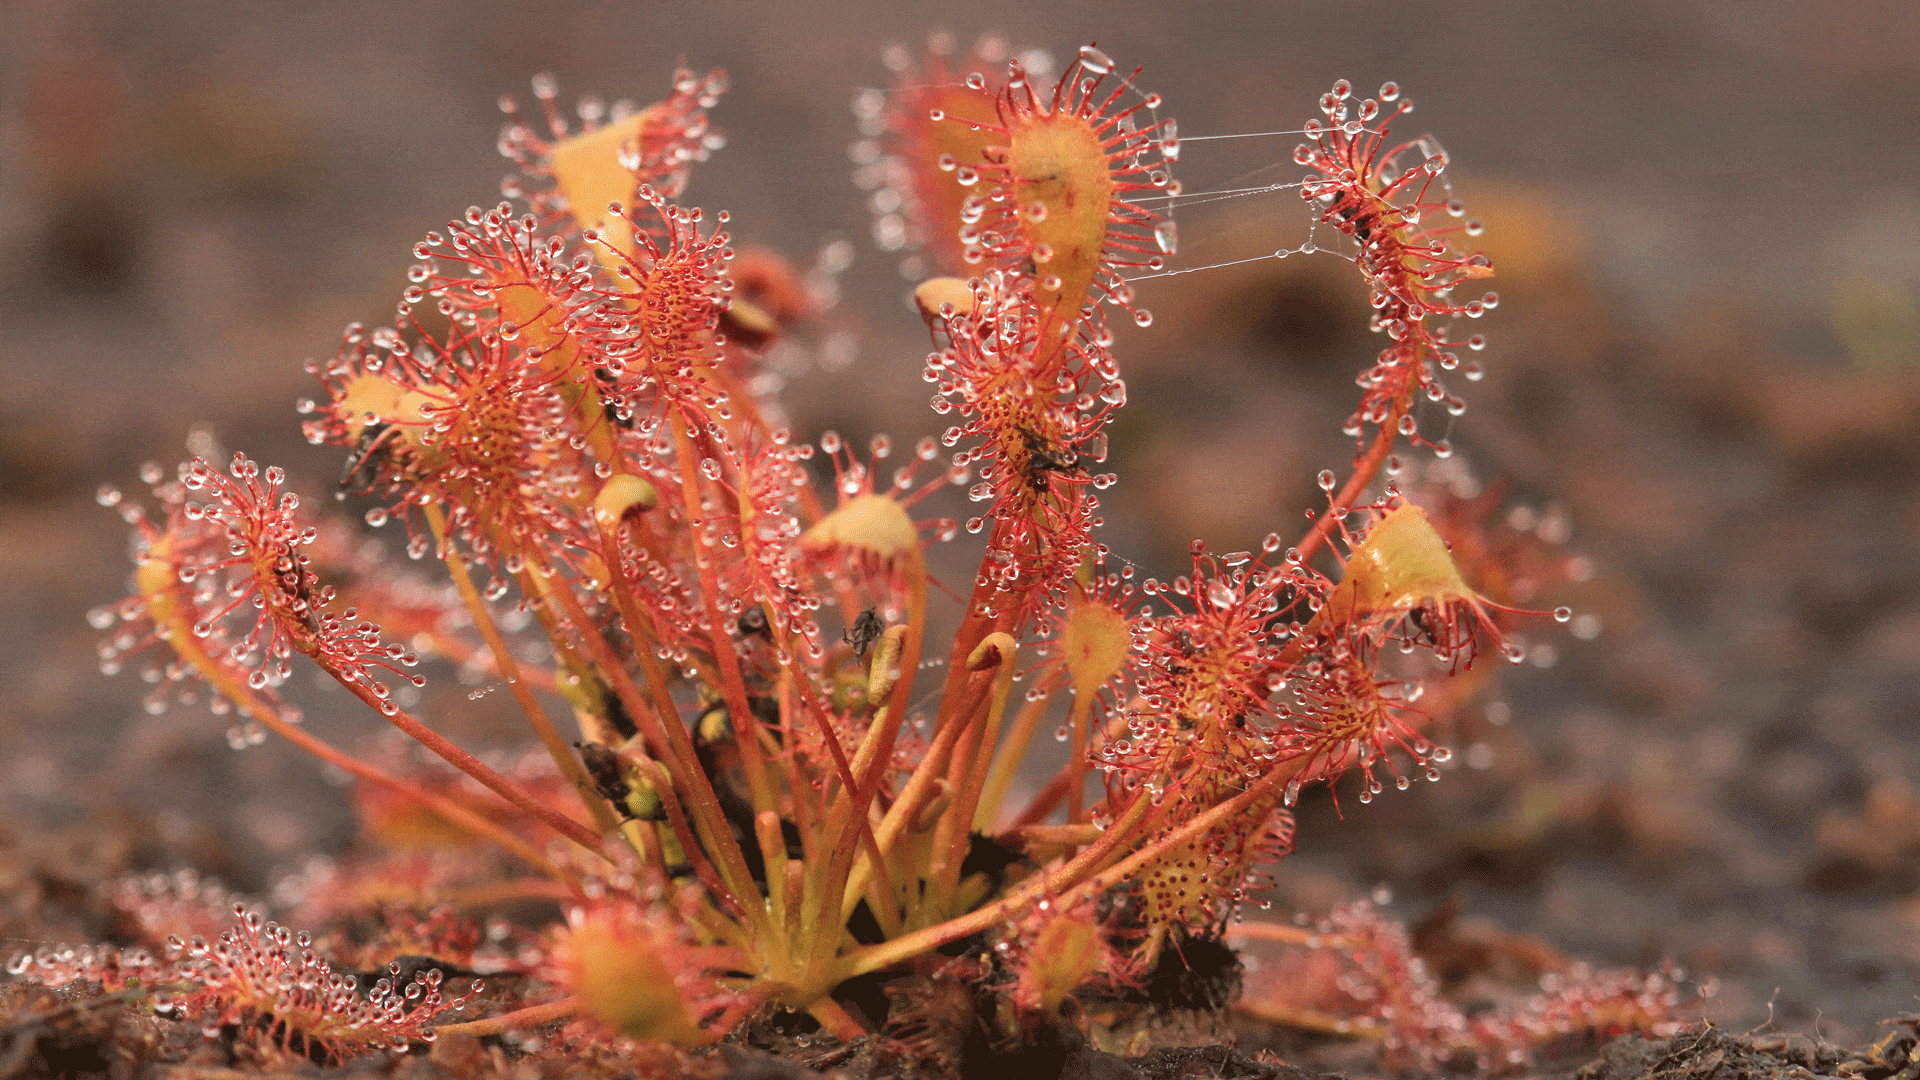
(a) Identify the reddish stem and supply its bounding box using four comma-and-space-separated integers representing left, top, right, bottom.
1293, 396, 1406, 567
330, 676, 605, 852
433, 997, 578, 1037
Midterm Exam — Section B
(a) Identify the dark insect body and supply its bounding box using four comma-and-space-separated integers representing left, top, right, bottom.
844, 607, 883, 658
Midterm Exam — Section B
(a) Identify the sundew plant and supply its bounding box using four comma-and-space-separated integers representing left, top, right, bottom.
19, 36, 1694, 1077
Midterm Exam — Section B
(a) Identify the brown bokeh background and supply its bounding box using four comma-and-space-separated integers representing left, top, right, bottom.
4, 0, 1919, 1045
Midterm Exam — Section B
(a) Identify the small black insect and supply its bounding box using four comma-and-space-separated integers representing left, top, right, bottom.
575, 741, 631, 813
601, 399, 634, 430
593, 368, 636, 430
338, 422, 392, 496
1020, 428, 1078, 491
1332, 197, 1374, 244
1163, 627, 1196, 675
278, 547, 323, 635
737, 606, 772, 640
1136, 929, 1244, 1012
1405, 605, 1439, 649
843, 607, 883, 659
599, 680, 637, 740
749, 694, 780, 728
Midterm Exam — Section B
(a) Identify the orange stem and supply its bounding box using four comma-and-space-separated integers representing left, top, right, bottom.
328, 675, 605, 853
161, 630, 572, 885
433, 997, 578, 1037
667, 412, 775, 820
1292, 382, 1414, 567
423, 504, 616, 834
842, 752, 1313, 979
531, 559, 761, 912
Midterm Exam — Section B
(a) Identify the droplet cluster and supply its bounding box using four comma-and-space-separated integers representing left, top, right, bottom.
11, 902, 476, 1062
1295, 80, 1496, 456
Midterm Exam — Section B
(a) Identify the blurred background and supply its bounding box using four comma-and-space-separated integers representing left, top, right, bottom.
4, 0, 1919, 1046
